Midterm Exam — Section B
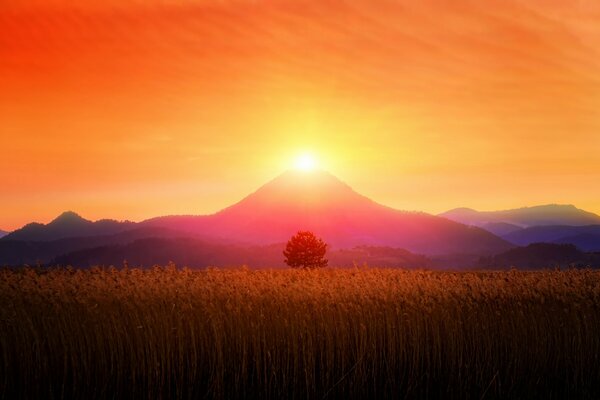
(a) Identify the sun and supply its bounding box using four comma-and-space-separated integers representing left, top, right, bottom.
294, 153, 317, 171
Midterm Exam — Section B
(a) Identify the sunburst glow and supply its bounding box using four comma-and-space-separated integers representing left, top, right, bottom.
294, 153, 317, 171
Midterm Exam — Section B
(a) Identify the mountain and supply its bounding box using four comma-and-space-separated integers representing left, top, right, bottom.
502, 225, 600, 251
0, 230, 8, 239
441, 205, 600, 251
145, 170, 512, 255
2, 211, 135, 242
480, 243, 600, 269
441, 204, 600, 228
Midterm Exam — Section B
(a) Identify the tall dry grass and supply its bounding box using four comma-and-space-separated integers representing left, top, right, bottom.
1, 266, 600, 399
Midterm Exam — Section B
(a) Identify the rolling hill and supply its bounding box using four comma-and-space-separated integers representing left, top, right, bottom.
480, 243, 600, 269
51, 239, 430, 269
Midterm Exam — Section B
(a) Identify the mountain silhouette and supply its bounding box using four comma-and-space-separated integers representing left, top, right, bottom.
145, 170, 512, 255
2, 211, 135, 242
441, 204, 600, 228
441, 205, 600, 252
0, 230, 8, 239
502, 225, 600, 251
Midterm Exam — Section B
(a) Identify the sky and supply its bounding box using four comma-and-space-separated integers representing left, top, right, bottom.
1, 0, 600, 230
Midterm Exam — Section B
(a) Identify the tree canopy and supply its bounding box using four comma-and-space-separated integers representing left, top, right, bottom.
283, 231, 328, 269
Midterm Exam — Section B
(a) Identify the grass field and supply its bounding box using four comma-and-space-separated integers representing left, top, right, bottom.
1, 266, 600, 399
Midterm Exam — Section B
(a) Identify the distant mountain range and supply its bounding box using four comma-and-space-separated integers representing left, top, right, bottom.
2, 171, 600, 267
0, 230, 8, 239
441, 204, 600, 231
441, 205, 600, 252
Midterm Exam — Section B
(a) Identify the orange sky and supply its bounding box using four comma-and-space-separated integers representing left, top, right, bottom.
1, 0, 600, 230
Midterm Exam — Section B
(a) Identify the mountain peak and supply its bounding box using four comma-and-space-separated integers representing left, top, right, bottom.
269, 169, 351, 187
219, 169, 375, 217
50, 211, 88, 225
444, 207, 477, 214
263, 169, 356, 194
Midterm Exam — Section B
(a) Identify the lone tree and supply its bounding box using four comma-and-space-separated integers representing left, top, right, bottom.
283, 231, 328, 269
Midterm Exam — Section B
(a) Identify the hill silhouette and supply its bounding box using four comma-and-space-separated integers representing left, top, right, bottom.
0, 230, 8, 239
2, 211, 135, 241
552, 233, 600, 252
51, 238, 430, 269
145, 170, 512, 255
481, 243, 600, 269
0, 227, 205, 265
